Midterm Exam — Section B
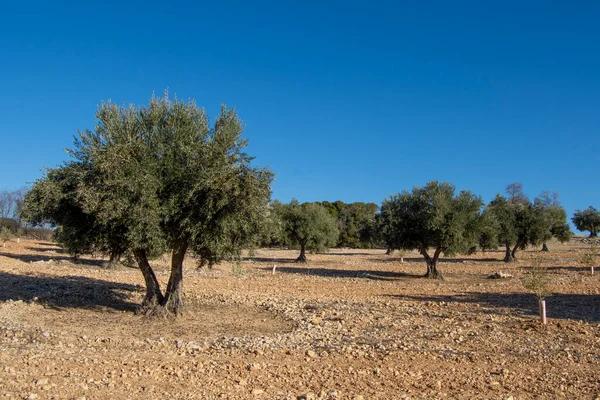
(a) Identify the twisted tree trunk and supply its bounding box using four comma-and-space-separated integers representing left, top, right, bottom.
541, 243, 549, 252
104, 250, 122, 269
503, 243, 515, 262
422, 246, 444, 280
133, 249, 164, 312
161, 244, 188, 315
511, 241, 522, 260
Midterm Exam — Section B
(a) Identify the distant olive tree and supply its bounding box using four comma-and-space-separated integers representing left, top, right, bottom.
484, 184, 569, 262
572, 206, 600, 237
22, 93, 273, 316
277, 200, 339, 262
532, 192, 571, 251
378, 181, 483, 279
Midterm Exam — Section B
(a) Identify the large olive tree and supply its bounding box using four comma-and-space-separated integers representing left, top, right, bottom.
22, 94, 273, 315
378, 181, 483, 279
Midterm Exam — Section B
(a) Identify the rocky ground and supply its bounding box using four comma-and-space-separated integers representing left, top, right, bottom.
0, 238, 598, 399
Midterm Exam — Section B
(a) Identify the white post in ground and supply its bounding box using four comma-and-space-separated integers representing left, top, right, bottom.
539, 299, 547, 325
272, 264, 277, 274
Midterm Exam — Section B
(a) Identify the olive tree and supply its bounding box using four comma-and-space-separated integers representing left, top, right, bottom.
533, 192, 571, 251
22, 94, 273, 315
572, 206, 600, 237
277, 200, 339, 262
485, 185, 572, 262
378, 181, 483, 279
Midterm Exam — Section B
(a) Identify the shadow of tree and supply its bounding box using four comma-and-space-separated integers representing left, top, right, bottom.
320, 252, 375, 256
373, 257, 503, 264
388, 292, 600, 323
25, 247, 66, 254
265, 266, 422, 280
1, 252, 105, 267
245, 257, 297, 264
0, 271, 141, 312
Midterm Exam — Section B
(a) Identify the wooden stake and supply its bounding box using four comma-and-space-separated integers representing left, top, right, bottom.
272, 264, 277, 274
539, 299, 547, 325
591, 266, 594, 275
401, 257, 404, 263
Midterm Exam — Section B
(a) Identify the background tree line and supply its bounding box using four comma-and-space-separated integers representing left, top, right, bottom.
0, 188, 53, 241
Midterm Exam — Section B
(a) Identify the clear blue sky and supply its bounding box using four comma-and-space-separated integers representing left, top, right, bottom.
1, 1, 598, 232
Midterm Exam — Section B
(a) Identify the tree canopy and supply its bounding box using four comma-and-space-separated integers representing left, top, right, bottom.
378, 181, 483, 279
22, 94, 273, 315
483, 185, 571, 261
276, 200, 339, 262
315, 201, 379, 248
572, 206, 600, 237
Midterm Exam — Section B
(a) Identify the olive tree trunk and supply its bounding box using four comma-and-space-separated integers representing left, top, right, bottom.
422, 246, 443, 280
133, 249, 164, 311
296, 243, 307, 263
503, 243, 515, 262
161, 244, 187, 315
104, 250, 122, 269
510, 242, 521, 260
541, 243, 549, 252
590, 231, 598, 238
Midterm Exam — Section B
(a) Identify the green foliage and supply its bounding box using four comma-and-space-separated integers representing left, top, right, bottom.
572, 206, 600, 237
0, 218, 19, 233
1, 226, 12, 245
315, 201, 379, 248
22, 93, 273, 314
532, 192, 571, 244
483, 185, 571, 261
278, 200, 339, 262
378, 181, 483, 278
521, 257, 551, 300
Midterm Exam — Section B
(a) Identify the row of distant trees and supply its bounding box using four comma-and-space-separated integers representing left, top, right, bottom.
0, 188, 53, 243
262, 183, 599, 280
15, 94, 600, 315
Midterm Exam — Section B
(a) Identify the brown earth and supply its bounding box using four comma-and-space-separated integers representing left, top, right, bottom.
0, 238, 598, 400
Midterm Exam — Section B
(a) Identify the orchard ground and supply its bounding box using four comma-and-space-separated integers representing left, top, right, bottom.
0, 238, 598, 400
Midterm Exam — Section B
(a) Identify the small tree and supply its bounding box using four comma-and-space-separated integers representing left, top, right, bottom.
278, 200, 339, 262
0, 226, 12, 248
533, 192, 571, 252
572, 206, 600, 237
521, 257, 551, 325
581, 242, 598, 275
378, 181, 483, 279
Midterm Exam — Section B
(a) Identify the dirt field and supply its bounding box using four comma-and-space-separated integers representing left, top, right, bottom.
0, 238, 598, 399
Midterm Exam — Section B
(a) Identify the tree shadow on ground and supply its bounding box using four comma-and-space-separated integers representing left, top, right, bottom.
388, 292, 600, 323
0, 271, 141, 312
245, 257, 297, 264
265, 266, 422, 281
321, 252, 375, 256
0, 252, 105, 267
35, 242, 60, 247
373, 257, 503, 264
542, 266, 593, 273
25, 247, 66, 254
